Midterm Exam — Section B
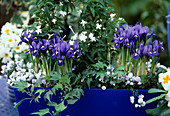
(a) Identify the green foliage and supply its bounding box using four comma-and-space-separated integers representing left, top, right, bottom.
146, 94, 166, 104
31, 108, 50, 116
148, 88, 167, 94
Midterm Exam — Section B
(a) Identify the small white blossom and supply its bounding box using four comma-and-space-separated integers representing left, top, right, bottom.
36, 26, 42, 34
80, 20, 87, 27
52, 19, 57, 24
59, 11, 67, 17
130, 96, 135, 104
135, 104, 139, 108
96, 23, 102, 30
101, 86, 106, 90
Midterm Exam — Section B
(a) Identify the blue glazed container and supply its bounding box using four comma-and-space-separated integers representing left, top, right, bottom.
14, 88, 157, 116
61, 89, 157, 116
14, 87, 60, 116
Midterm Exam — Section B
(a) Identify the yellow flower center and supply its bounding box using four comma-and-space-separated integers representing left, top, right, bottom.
16, 46, 20, 50
163, 75, 170, 84
4, 53, 9, 58
15, 39, 17, 42
8, 39, 13, 42
5, 29, 10, 34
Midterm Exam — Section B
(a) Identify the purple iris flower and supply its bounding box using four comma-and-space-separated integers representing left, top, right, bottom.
114, 43, 120, 49
73, 41, 81, 55
118, 37, 124, 44
31, 41, 42, 56
158, 41, 164, 52
133, 52, 139, 59
147, 29, 157, 39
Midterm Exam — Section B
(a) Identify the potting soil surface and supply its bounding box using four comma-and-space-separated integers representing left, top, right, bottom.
0, 77, 18, 116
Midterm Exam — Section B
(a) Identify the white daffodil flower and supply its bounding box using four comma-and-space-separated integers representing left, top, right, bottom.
80, 20, 87, 27
96, 23, 102, 29
159, 72, 170, 91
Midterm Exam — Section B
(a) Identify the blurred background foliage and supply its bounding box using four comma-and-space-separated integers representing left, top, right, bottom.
112, 0, 170, 66
0, 0, 170, 66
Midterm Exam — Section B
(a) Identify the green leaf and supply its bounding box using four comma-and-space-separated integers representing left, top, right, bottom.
48, 101, 67, 112
148, 88, 167, 93
87, 78, 92, 88
14, 98, 28, 108
90, 7, 95, 17
96, 70, 106, 82
92, 61, 107, 69
146, 94, 166, 104
115, 65, 125, 71
54, 83, 63, 90
11, 12, 23, 25
12, 81, 28, 92
31, 108, 50, 116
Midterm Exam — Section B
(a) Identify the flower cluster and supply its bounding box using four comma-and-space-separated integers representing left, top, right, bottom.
0, 22, 28, 63
112, 23, 164, 58
1, 54, 46, 87
20, 30, 81, 66
130, 95, 146, 108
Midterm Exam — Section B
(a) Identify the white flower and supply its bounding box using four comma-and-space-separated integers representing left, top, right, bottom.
36, 26, 42, 34
89, 33, 96, 41
127, 72, 133, 78
80, 20, 87, 27
79, 32, 87, 42
71, 33, 78, 40
130, 96, 135, 104
107, 71, 111, 75
60, 2, 63, 6
135, 104, 139, 108
101, 86, 106, 90
110, 13, 116, 21
138, 98, 144, 104
59, 11, 67, 17
96, 23, 102, 29
32, 79, 37, 83
141, 101, 146, 107
52, 19, 57, 24
0, 48, 12, 63
159, 72, 170, 91
118, 17, 124, 20
1, 22, 14, 34
69, 40, 74, 45
139, 94, 144, 99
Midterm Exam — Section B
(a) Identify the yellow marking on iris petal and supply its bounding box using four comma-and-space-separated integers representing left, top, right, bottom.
77, 50, 79, 52
16, 46, 20, 50
154, 51, 157, 53
163, 75, 170, 84
72, 56, 75, 58
50, 45, 53, 47
56, 51, 58, 54
149, 52, 152, 54
52, 54, 55, 56
59, 60, 62, 63
4, 53, 9, 58
135, 53, 138, 56
8, 39, 13, 42
127, 43, 129, 45
116, 44, 118, 46
71, 48, 73, 50
120, 37, 123, 40
41, 46, 45, 48
34, 50, 37, 53
5, 29, 10, 34
162, 47, 164, 50
69, 50, 71, 52
135, 35, 138, 37
34, 37, 37, 39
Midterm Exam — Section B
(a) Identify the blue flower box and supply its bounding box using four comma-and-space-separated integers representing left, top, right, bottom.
14, 88, 157, 116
